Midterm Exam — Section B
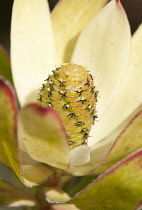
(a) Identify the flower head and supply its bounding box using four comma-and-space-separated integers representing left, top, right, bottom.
0, 0, 142, 190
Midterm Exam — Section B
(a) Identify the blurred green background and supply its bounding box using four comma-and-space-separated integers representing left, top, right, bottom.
0, 0, 142, 52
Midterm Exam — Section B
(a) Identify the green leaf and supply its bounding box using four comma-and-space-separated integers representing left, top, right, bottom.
0, 78, 54, 187
69, 175, 99, 197
68, 149, 142, 210
19, 103, 69, 169
21, 162, 54, 187
95, 105, 142, 174
0, 45, 13, 84
0, 77, 21, 179
0, 179, 36, 207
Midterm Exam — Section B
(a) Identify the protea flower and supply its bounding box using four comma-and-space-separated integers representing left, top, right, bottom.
0, 0, 142, 209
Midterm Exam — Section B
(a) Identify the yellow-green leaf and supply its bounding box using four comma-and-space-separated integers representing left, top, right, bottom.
0, 45, 13, 84
0, 179, 36, 207
52, 0, 108, 64
95, 106, 142, 173
22, 163, 54, 187
0, 78, 54, 187
19, 135, 54, 187
68, 149, 142, 210
19, 104, 70, 169
0, 77, 21, 179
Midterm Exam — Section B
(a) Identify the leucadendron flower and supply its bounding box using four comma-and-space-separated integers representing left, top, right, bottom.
0, 0, 142, 196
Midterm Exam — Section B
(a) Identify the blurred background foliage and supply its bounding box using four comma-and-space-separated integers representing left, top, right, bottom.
0, 0, 142, 52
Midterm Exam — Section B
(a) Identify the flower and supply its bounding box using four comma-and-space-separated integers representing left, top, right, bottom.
0, 0, 142, 192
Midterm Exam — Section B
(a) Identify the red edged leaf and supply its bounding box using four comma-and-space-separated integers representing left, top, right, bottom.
19, 103, 70, 169
0, 46, 13, 84
95, 106, 142, 173
68, 149, 142, 210
0, 77, 22, 179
